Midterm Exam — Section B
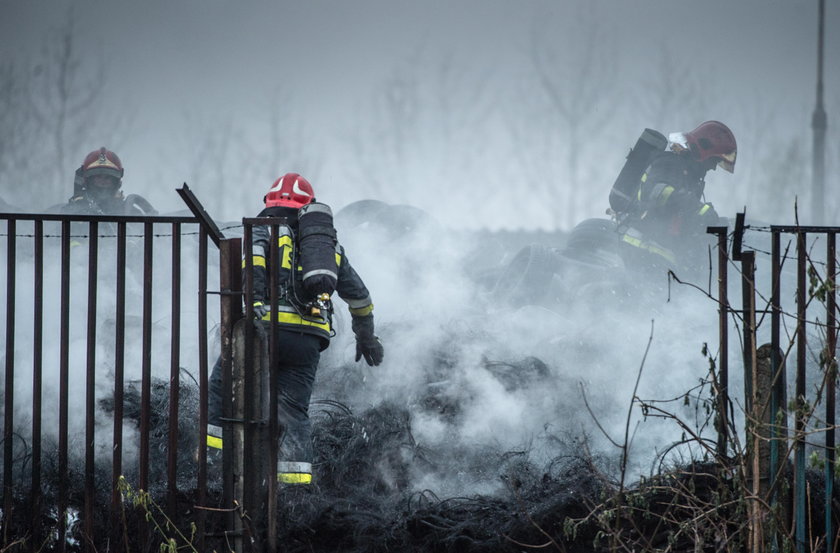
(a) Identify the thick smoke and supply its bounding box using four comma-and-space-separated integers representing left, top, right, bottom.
314, 201, 731, 497
0, 220, 214, 483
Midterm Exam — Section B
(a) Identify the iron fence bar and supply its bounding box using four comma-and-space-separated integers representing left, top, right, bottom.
218, 237, 241, 543
242, 222, 256, 552
2, 220, 15, 545
708, 227, 729, 457
58, 220, 70, 553
794, 232, 807, 552
825, 232, 837, 551
176, 184, 225, 248
110, 222, 127, 550
31, 220, 44, 550
197, 227, 209, 552
0, 212, 196, 224
769, 230, 782, 523
741, 252, 756, 415
773, 225, 838, 233
267, 224, 279, 552
84, 222, 99, 551
140, 222, 154, 551
168, 223, 182, 516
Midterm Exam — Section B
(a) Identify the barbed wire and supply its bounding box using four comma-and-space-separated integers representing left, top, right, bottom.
0, 223, 244, 240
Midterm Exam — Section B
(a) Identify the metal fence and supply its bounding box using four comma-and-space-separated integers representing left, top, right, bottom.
0, 186, 240, 552
711, 214, 839, 552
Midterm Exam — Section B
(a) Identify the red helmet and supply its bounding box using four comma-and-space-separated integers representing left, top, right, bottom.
264, 173, 314, 208
684, 121, 737, 173
81, 147, 124, 182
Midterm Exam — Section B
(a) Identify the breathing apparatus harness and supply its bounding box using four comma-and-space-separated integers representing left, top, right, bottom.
263, 202, 339, 336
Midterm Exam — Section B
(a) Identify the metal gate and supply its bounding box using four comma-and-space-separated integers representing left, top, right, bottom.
710, 214, 839, 552
0, 185, 240, 552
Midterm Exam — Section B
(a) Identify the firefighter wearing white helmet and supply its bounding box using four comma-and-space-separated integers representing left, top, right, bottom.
207, 173, 383, 486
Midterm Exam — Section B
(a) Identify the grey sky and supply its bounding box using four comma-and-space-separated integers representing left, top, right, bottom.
1, 0, 837, 228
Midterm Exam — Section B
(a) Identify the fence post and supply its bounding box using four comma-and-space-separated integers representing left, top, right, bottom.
219, 237, 242, 550
707, 226, 729, 458
825, 232, 837, 552
794, 232, 808, 553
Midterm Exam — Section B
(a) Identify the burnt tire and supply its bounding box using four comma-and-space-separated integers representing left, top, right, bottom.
493, 244, 563, 306
562, 218, 623, 269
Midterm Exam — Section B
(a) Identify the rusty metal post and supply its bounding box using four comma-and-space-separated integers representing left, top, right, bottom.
139, 222, 154, 552
2, 220, 15, 546
708, 227, 729, 457
825, 232, 837, 551
111, 222, 127, 550
218, 236, 242, 548
84, 222, 99, 551
794, 232, 807, 552
267, 223, 279, 553
196, 227, 209, 551
742, 251, 757, 415
768, 229, 787, 550
741, 251, 764, 552
241, 222, 256, 552
58, 220, 70, 553
168, 223, 182, 516
31, 220, 44, 548
139, 222, 154, 492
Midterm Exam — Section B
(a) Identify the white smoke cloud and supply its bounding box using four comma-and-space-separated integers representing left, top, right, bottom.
317, 202, 732, 496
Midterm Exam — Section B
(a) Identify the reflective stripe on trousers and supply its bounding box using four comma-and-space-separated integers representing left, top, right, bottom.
277, 461, 312, 484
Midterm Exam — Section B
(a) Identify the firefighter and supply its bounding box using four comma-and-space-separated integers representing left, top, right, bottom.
207, 173, 383, 485
614, 121, 736, 276
56, 147, 156, 215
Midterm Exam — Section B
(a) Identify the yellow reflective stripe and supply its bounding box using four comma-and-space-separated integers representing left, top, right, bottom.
242, 255, 266, 269
349, 305, 374, 316
658, 185, 674, 205
621, 234, 676, 263
622, 234, 642, 248
277, 235, 292, 247
278, 472, 312, 484
641, 172, 648, 183
335, 252, 341, 266
261, 310, 331, 332
207, 435, 223, 450
698, 204, 711, 215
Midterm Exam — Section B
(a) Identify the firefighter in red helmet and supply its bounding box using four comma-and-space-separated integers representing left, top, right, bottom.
59, 147, 156, 215
612, 121, 737, 275
207, 173, 383, 485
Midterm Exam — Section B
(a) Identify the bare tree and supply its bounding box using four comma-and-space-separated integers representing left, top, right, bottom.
347, 48, 494, 212
0, 10, 126, 210
637, 47, 711, 133
512, 4, 620, 229
172, 94, 324, 222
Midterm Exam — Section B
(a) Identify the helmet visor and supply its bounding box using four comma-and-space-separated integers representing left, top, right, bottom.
717, 151, 736, 173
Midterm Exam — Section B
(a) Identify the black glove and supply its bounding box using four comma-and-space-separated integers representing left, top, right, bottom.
253, 301, 269, 320
352, 314, 384, 366
356, 336, 384, 366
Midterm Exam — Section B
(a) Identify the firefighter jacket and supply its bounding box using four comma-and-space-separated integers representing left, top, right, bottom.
619, 151, 719, 269
245, 207, 374, 350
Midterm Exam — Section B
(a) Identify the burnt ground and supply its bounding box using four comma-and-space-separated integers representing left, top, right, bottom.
2, 371, 839, 552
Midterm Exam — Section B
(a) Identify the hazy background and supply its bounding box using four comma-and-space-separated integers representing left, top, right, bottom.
1, 0, 837, 229
1, 0, 838, 495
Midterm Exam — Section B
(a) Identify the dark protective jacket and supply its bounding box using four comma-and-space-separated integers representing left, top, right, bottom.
245, 206, 374, 349
58, 192, 156, 216
618, 151, 719, 271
